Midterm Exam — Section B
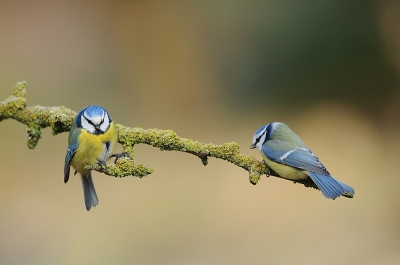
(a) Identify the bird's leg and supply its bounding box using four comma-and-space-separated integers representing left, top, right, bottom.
97, 159, 107, 169
110, 152, 130, 164
263, 161, 271, 177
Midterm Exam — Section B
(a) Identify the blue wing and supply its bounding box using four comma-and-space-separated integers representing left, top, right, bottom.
261, 144, 329, 175
64, 141, 78, 183
262, 143, 355, 199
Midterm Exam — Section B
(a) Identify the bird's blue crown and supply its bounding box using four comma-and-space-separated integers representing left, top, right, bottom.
254, 123, 275, 143
76, 105, 112, 128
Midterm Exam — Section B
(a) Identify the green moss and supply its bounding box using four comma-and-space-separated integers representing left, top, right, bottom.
48, 106, 76, 135
26, 126, 41, 149
85, 155, 154, 178
12, 81, 27, 98
132, 164, 154, 178
111, 124, 272, 183
0, 82, 27, 119
249, 172, 261, 185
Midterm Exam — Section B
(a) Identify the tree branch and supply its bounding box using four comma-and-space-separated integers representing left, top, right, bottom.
0, 81, 318, 189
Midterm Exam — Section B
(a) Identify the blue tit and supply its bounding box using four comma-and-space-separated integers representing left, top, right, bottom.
64, 105, 118, 210
250, 122, 354, 199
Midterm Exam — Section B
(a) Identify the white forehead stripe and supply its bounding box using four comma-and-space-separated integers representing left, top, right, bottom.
84, 109, 104, 125
90, 116, 102, 125
270, 122, 282, 132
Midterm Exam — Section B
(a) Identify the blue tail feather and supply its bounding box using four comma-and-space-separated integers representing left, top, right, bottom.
308, 172, 355, 199
81, 172, 98, 211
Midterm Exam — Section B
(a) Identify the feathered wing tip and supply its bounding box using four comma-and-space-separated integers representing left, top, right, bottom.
308, 172, 355, 199
81, 173, 99, 211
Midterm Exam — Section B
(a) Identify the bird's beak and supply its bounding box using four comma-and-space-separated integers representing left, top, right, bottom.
250, 144, 256, 149
94, 125, 103, 134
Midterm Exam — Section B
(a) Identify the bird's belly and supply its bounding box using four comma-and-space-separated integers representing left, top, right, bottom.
263, 156, 309, 181
72, 132, 115, 174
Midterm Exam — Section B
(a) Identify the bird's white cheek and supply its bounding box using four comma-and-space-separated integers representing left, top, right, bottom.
256, 133, 267, 151
81, 117, 95, 133
100, 115, 110, 132
256, 142, 263, 151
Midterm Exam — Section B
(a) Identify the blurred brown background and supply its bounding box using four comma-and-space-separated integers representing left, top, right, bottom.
1, 0, 400, 264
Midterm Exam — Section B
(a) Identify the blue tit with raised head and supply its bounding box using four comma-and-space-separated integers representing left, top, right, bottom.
64, 105, 118, 210
250, 122, 354, 199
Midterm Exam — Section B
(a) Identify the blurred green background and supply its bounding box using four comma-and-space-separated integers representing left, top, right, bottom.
1, 0, 400, 264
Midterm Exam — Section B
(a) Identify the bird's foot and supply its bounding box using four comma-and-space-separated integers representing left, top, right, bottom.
97, 159, 107, 169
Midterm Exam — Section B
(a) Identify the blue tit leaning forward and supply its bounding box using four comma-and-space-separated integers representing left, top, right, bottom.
64, 105, 118, 210
250, 122, 354, 199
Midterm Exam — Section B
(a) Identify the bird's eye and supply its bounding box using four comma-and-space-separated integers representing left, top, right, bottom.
86, 118, 95, 126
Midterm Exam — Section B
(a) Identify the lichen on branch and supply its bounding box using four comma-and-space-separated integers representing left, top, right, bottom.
115, 125, 270, 183
0, 81, 76, 148
0, 81, 293, 186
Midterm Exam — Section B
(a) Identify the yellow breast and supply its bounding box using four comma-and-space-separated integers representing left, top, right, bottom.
71, 122, 117, 175
262, 154, 309, 181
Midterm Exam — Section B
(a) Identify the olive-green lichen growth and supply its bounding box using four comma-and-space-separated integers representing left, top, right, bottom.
27, 126, 41, 149
1, 81, 319, 189
114, 124, 272, 184
0, 81, 27, 120
86, 157, 154, 178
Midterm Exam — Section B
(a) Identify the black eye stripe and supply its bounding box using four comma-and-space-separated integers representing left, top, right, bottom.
255, 134, 263, 144
83, 115, 105, 126
83, 113, 92, 125
84, 116, 95, 126
254, 127, 267, 144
